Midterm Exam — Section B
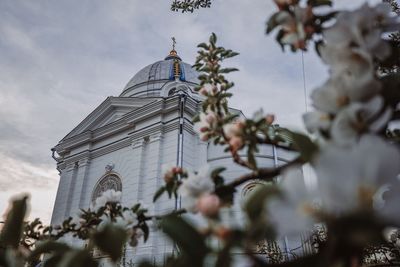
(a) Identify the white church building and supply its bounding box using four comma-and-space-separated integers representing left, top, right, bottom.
50, 47, 307, 265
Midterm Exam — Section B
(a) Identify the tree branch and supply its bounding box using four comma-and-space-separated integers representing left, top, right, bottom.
224, 156, 304, 188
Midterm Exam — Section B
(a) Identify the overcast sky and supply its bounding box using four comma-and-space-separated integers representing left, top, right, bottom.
0, 0, 383, 223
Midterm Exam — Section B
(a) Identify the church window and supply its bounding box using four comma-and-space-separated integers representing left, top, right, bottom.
91, 173, 122, 204
168, 88, 176, 96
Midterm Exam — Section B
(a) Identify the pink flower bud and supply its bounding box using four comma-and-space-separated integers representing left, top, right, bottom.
201, 133, 210, 142
214, 226, 232, 241
200, 126, 209, 133
196, 194, 221, 218
164, 172, 174, 183
172, 167, 182, 174
205, 113, 216, 124
265, 114, 275, 124
199, 87, 208, 96
229, 136, 244, 153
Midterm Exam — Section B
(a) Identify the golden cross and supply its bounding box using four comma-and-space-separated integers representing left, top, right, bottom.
172, 37, 176, 50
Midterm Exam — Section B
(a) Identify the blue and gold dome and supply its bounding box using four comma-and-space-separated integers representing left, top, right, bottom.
120, 49, 199, 97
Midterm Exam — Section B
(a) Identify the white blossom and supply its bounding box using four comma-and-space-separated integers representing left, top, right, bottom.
266, 167, 317, 237
273, 6, 313, 49
93, 189, 122, 210
330, 96, 392, 146
313, 135, 400, 215
311, 72, 381, 114
178, 166, 214, 212
303, 111, 331, 134
194, 112, 218, 141
223, 121, 245, 152
223, 122, 243, 139
115, 210, 138, 229
323, 3, 398, 63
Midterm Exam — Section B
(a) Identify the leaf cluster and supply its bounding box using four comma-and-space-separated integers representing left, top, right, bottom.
171, 0, 211, 13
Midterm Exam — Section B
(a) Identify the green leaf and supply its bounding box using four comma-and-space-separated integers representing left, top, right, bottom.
307, 0, 332, 7
131, 203, 141, 213
276, 129, 318, 162
210, 32, 217, 45
314, 11, 338, 24
247, 149, 257, 170
92, 224, 127, 262
219, 68, 239, 74
211, 167, 226, 178
42, 254, 64, 267
215, 245, 231, 267
290, 132, 318, 162
153, 186, 166, 202
214, 186, 236, 205
141, 222, 150, 242
0, 195, 28, 248
160, 215, 208, 265
266, 12, 280, 34
244, 184, 280, 222
29, 241, 71, 261
197, 42, 209, 50
57, 249, 97, 267
381, 72, 400, 109
138, 261, 157, 267
192, 114, 200, 123
227, 51, 239, 58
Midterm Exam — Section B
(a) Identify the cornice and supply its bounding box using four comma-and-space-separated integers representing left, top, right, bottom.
58, 122, 176, 166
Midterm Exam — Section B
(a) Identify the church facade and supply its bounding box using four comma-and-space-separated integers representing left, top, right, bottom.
50, 48, 303, 265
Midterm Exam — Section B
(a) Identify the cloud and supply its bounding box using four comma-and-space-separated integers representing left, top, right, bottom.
0, 152, 58, 191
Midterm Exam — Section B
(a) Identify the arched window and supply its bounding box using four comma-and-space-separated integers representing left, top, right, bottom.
241, 180, 271, 199
91, 173, 122, 204
168, 88, 176, 96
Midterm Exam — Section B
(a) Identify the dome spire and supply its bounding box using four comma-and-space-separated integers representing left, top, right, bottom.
172, 37, 176, 51
165, 37, 182, 61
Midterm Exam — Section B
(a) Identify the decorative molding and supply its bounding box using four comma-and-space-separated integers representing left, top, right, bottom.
149, 133, 163, 143
105, 163, 115, 172
79, 158, 91, 167
131, 139, 145, 149
65, 164, 77, 172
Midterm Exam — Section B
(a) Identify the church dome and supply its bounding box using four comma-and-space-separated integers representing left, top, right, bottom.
120, 50, 199, 97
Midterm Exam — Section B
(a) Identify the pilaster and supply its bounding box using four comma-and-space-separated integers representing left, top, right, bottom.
77, 158, 91, 209
130, 138, 147, 203
63, 163, 78, 219
146, 133, 164, 259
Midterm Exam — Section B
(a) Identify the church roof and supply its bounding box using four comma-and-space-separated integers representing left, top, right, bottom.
120, 50, 199, 97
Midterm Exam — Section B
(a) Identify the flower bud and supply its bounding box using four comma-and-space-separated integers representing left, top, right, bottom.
163, 171, 174, 183
205, 113, 217, 124
196, 194, 221, 218
201, 133, 210, 142
229, 136, 244, 153
172, 167, 182, 174
265, 114, 275, 124
214, 226, 232, 241
199, 87, 208, 96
